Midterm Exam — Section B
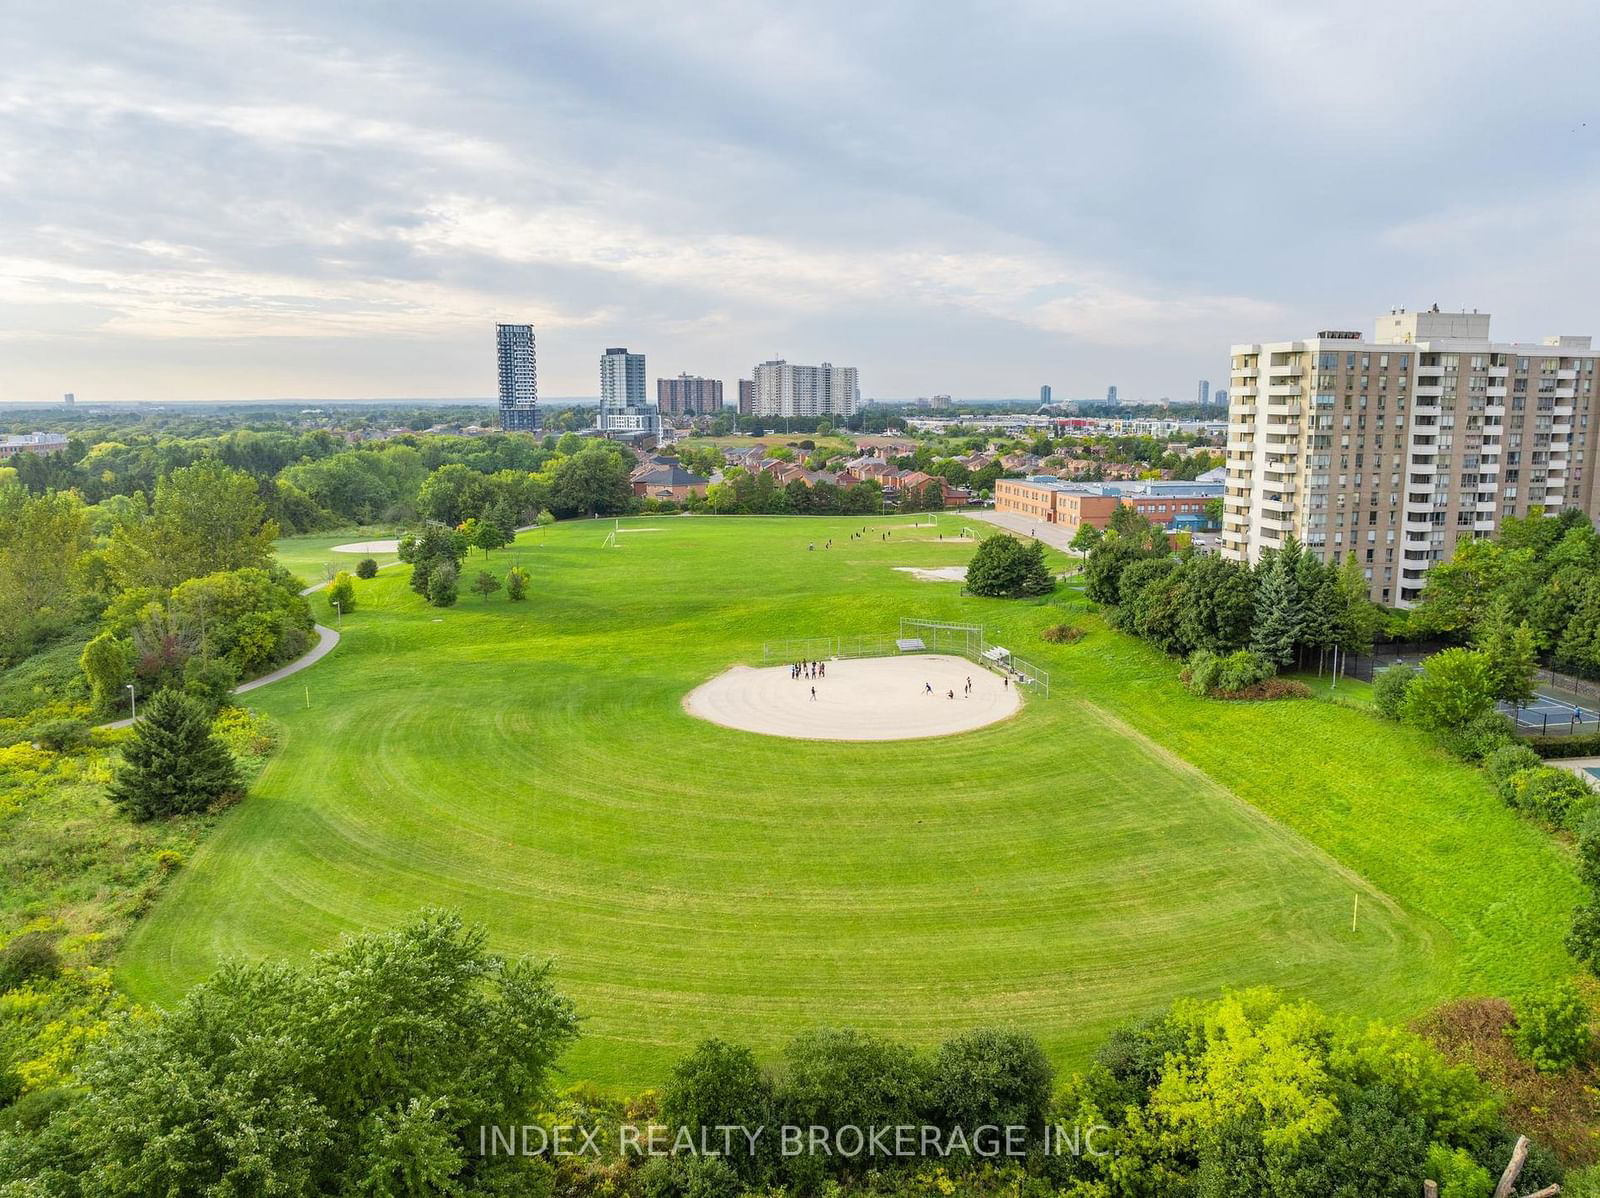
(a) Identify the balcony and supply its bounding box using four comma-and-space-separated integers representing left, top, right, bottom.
1266, 383, 1303, 397
1267, 364, 1305, 378
1558, 369, 1578, 380
1486, 385, 1507, 397
1232, 385, 1259, 397
1233, 366, 1259, 379
1487, 365, 1509, 377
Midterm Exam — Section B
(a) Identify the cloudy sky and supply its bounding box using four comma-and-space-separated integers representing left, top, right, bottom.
2, 1, 1597, 404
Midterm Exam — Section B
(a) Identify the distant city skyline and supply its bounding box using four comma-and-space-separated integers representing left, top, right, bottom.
2, 2, 1595, 404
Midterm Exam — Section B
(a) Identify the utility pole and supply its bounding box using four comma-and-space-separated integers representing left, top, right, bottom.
126, 684, 137, 722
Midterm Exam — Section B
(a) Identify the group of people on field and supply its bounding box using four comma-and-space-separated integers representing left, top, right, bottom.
923, 675, 977, 701
793, 659, 826, 701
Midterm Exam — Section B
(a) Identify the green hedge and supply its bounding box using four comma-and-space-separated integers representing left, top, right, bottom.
1530, 732, 1600, 759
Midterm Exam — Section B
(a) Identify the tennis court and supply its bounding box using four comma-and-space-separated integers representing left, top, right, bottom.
1502, 688, 1600, 736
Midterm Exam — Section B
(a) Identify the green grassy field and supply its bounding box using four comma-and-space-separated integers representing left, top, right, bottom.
117, 515, 1582, 1087
272, 528, 402, 587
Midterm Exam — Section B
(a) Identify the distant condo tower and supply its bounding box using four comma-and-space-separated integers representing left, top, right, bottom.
1106, 385, 1118, 404
1197, 379, 1210, 406
1040, 384, 1052, 404
751, 360, 859, 418
599, 347, 659, 434
496, 323, 539, 432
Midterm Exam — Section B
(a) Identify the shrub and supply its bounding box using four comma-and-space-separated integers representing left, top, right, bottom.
1040, 623, 1083, 644
327, 570, 356, 615
1486, 743, 1543, 802
428, 563, 459, 608
1221, 677, 1313, 701
1509, 981, 1591, 1072
354, 558, 379, 579
0, 932, 62, 992
1372, 665, 1416, 721
30, 717, 89, 752
1567, 902, 1600, 974
1214, 649, 1274, 693
1400, 648, 1497, 738
1508, 766, 1596, 826
1184, 649, 1222, 696
153, 849, 184, 872
506, 565, 529, 602
1437, 709, 1516, 763
182, 655, 239, 715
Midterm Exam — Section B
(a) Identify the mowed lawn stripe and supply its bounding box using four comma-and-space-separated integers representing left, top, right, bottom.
115, 515, 1554, 1087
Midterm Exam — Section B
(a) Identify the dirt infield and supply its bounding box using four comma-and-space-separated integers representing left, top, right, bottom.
683, 654, 1020, 741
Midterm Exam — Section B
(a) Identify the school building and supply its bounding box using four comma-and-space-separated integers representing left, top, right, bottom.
993, 477, 1223, 536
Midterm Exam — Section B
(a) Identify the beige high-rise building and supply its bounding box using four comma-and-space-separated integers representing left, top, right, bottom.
1222, 308, 1600, 607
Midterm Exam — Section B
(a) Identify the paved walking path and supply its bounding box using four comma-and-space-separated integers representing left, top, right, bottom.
97, 526, 543, 729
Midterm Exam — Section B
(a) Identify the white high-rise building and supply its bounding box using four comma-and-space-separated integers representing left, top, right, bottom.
598, 347, 659, 434
1222, 308, 1600, 607
496, 324, 539, 432
750, 360, 859, 419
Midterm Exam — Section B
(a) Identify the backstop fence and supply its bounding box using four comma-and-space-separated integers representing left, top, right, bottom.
762, 619, 1050, 697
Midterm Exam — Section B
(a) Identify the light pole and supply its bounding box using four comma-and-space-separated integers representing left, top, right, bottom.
333, 598, 343, 628
126, 683, 137, 722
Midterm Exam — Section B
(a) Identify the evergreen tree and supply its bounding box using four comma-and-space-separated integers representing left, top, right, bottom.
108, 688, 241, 820
1250, 546, 1304, 667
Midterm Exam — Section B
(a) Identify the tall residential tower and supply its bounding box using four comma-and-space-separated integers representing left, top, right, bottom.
598, 347, 658, 434
750, 360, 859, 419
1222, 308, 1599, 606
496, 323, 539, 432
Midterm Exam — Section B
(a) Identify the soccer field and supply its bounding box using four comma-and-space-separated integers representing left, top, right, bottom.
116, 515, 1582, 1086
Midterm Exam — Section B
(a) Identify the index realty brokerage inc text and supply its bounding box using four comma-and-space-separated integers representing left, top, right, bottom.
480, 1122, 1114, 1160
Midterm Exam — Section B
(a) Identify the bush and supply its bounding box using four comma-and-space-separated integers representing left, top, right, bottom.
1486, 743, 1543, 801
1040, 623, 1083, 644
29, 717, 89, 752
1215, 649, 1275, 693
1372, 665, 1416, 721
1399, 648, 1497, 738
153, 848, 184, 872
182, 654, 239, 715
1568, 902, 1600, 974
0, 932, 62, 992
428, 562, 459, 608
1185, 649, 1277, 698
327, 570, 356, 615
1437, 709, 1516, 763
506, 565, 529, 602
1508, 766, 1596, 826
354, 558, 379, 579
1509, 981, 1591, 1072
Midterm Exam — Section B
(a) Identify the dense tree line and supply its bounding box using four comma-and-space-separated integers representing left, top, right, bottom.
701, 469, 885, 516
0, 914, 1566, 1197
1409, 509, 1600, 680
1084, 509, 1382, 671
